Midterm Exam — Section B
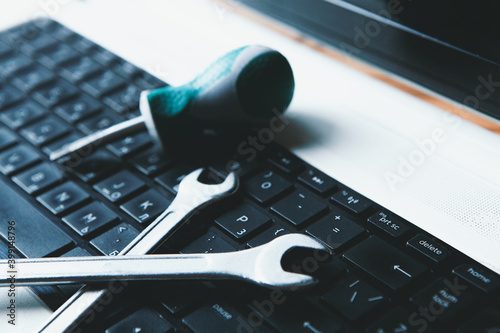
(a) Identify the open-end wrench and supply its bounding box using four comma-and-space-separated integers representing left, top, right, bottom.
37, 168, 238, 333
0, 234, 329, 290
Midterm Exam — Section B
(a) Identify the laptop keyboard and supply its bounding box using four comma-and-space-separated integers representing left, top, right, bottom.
0, 19, 499, 333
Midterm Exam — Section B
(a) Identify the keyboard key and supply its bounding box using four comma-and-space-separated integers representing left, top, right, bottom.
131, 146, 173, 176
249, 297, 342, 333
367, 308, 420, 333
81, 70, 127, 98
0, 86, 23, 110
453, 264, 500, 293
42, 132, 82, 156
244, 170, 293, 204
160, 283, 209, 315
107, 131, 152, 158
407, 234, 449, 263
246, 226, 291, 248
68, 36, 96, 54
39, 44, 80, 69
266, 148, 304, 174
113, 60, 140, 80
12, 66, 56, 92
0, 177, 72, 257
54, 96, 101, 123
120, 189, 171, 224
37, 182, 90, 215
90, 223, 140, 256
215, 203, 271, 240
63, 202, 119, 237
0, 127, 17, 150
60, 57, 102, 83
20, 116, 71, 146
92, 48, 118, 66
331, 188, 372, 214
155, 164, 197, 194
457, 308, 500, 333
0, 54, 32, 77
210, 156, 261, 179
183, 301, 262, 333
0, 41, 10, 57
0, 101, 47, 129
77, 111, 122, 134
298, 168, 337, 195
306, 213, 365, 250
321, 275, 386, 321
410, 277, 476, 322
0, 144, 41, 175
134, 72, 165, 89
343, 236, 428, 291
182, 232, 237, 254
271, 190, 328, 227
94, 170, 146, 203
18, 31, 57, 55
71, 150, 121, 183
368, 211, 410, 238
12, 162, 63, 194
106, 307, 173, 333
33, 80, 78, 107
48, 24, 75, 41
103, 85, 141, 114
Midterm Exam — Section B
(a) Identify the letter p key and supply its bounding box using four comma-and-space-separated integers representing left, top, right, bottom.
236, 215, 249, 223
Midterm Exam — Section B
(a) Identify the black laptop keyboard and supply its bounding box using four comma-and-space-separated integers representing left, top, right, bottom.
0, 19, 499, 333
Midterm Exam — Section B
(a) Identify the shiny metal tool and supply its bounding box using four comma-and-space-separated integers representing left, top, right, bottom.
49, 45, 295, 161
37, 168, 238, 333
0, 234, 329, 290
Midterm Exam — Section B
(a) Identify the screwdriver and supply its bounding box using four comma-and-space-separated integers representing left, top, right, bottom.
49, 45, 295, 161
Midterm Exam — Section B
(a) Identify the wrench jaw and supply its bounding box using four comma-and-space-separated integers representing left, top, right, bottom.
249, 234, 331, 290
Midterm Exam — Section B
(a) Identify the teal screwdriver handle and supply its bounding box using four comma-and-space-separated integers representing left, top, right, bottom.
139, 45, 295, 148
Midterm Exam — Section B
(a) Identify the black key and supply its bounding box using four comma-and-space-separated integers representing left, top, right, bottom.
113, 61, 140, 80
267, 148, 304, 174
331, 188, 372, 214
54, 96, 101, 123
246, 226, 291, 248
33, 80, 78, 108
0, 144, 41, 175
63, 202, 119, 237
306, 213, 365, 250
12, 163, 63, 194
0, 41, 10, 56
182, 232, 237, 254
106, 307, 173, 333
81, 70, 127, 98
298, 168, 337, 195
249, 297, 342, 333
183, 301, 264, 333
457, 308, 500, 333
92, 48, 118, 66
42, 132, 82, 156
210, 157, 261, 179
102, 85, 141, 114
47, 24, 75, 41
155, 164, 196, 194
90, 223, 140, 256
39, 44, 80, 69
321, 275, 386, 321
20, 116, 71, 146
134, 72, 165, 89
343, 236, 428, 291
107, 131, 152, 158
94, 170, 146, 203
131, 146, 173, 176
68, 36, 96, 54
407, 234, 449, 263
0, 127, 17, 150
77, 111, 122, 134
160, 283, 209, 315
37, 182, 90, 215
367, 308, 420, 333
410, 277, 476, 322
0, 177, 72, 257
368, 211, 410, 238
244, 170, 293, 204
70, 150, 121, 183
271, 190, 328, 227
18, 32, 57, 55
120, 189, 172, 224
0, 101, 47, 129
215, 204, 271, 240
0, 54, 32, 77
453, 264, 500, 293
60, 57, 102, 83
0, 86, 23, 110
12, 66, 56, 92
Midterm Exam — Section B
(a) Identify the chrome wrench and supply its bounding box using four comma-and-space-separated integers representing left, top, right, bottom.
0, 234, 329, 290
37, 168, 238, 333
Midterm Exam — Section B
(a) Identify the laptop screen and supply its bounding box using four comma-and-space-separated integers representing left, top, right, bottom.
236, 0, 500, 121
